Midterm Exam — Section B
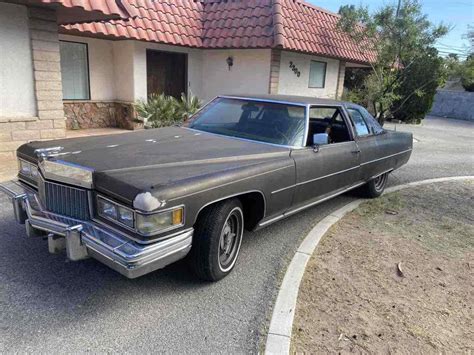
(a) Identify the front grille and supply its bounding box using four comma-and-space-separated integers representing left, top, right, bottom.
38, 178, 90, 220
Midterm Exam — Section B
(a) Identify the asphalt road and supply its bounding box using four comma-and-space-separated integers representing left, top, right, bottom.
1, 117, 473, 353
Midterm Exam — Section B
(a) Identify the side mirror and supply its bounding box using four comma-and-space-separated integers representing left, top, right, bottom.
313, 133, 329, 146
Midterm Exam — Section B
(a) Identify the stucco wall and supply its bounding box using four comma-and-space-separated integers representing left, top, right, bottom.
0, 3, 36, 118
59, 34, 116, 101
133, 41, 203, 101
201, 49, 272, 102
430, 89, 474, 121
277, 51, 340, 99
113, 41, 135, 102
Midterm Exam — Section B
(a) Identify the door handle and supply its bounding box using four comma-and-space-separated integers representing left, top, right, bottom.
351, 149, 361, 154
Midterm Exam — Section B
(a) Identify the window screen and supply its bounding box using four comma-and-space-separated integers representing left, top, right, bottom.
60, 41, 90, 100
308, 61, 327, 88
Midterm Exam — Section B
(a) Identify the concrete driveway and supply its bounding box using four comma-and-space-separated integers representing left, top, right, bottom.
1, 117, 473, 353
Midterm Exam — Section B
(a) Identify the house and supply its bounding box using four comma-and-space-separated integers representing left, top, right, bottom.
0, 0, 372, 158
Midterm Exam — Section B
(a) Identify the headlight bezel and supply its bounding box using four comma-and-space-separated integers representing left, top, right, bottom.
18, 158, 39, 184
96, 194, 184, 236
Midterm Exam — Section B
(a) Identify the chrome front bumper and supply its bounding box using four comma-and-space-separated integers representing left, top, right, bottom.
0, 180, 193, 278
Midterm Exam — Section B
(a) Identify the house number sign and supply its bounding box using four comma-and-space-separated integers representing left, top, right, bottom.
289, 61, 301, 77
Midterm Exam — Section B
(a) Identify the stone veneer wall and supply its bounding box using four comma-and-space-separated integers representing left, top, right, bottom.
63, 101, 139, 130
0, 7, 65, 162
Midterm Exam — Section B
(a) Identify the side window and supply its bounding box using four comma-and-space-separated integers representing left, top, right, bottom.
359, 107, 384, 135
307, 106, 352, 145
347, 108, 370, 136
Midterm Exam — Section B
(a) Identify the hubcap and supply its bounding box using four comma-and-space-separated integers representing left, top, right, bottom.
374, 173, 387, 191
218, 208, 243, 272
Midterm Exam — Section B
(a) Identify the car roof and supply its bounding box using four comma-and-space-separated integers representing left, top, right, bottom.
219, 94, 351, 106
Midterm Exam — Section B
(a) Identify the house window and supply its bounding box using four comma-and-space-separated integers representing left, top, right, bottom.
308, 60, 327, 88
59, 41, 90, 100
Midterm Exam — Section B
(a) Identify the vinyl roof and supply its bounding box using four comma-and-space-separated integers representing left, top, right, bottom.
219, 94, 349, 106
61, 0, 375, 64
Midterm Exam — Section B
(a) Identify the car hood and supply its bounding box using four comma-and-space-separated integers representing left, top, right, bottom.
18, 127, 291, 203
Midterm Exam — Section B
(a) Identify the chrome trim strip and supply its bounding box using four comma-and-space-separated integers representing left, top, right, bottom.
360, 149, 412, 166
218, 95, 308, 107
260, 181, 366, 227
39, 159, 94, 189
272, 165, 360, 194
168, 164, 293, 201
271, 149, 412, 194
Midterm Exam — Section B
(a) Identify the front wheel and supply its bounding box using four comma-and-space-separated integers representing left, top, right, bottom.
359, 172, 389, 198
189, 199, 244, 281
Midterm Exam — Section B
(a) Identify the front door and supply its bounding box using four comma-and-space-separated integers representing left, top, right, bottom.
146, 50, 187, 98
290, 105, 361, 210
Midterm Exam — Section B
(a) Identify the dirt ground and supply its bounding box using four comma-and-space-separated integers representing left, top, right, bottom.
292, 181, 474, 354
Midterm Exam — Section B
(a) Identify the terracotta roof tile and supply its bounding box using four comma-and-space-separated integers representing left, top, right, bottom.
36, 0, 133, 19
62, 0, 374, 63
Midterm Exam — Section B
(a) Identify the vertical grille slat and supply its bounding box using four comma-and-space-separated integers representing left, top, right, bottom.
38, 178, 89, 220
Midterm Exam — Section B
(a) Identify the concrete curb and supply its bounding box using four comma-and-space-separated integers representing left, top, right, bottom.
265, 176, 474, 354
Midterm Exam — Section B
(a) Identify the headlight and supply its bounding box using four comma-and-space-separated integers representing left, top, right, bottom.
97, 195, 184, 235
136, 207, 184, 235
97, 196, 134, 229
18, 159, 38, 182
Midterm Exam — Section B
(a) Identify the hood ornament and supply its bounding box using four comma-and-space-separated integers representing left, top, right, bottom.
34, 146, 64, 159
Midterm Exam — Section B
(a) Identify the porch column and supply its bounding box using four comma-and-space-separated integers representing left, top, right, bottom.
28, 7, 66, 139
336, 61, 346, 100
269, 49, 281, 94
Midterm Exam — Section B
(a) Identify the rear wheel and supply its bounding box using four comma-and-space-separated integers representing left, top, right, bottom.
189, 199, 244, 281
360, 172, 389, 198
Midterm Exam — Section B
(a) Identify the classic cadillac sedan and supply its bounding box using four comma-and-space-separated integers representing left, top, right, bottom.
1, 95, 412, 281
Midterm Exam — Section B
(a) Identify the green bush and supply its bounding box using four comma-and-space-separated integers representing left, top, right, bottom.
461, 58, 474, 92
134, 93, 201, 128
392, 50, 445, 123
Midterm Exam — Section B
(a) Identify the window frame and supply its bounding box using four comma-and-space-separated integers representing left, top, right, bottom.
308, 60, 327, 89
305, 104, 356, 147
59, 40, 91, 101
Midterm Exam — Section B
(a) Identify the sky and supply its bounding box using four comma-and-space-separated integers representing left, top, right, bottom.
307, 0, 473, 59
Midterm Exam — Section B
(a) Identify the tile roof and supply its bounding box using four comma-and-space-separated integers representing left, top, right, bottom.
61, 0, 374, 64
35, 0, 134, 21
274, 0, 375, 63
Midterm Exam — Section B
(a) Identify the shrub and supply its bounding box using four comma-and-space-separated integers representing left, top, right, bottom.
461, 57, 474, 92
176, 92, 202, 120
134, 93, 201, 128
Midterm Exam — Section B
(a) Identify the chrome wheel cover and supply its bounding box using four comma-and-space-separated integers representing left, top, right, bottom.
374, 173, 387, 191
218, 207, 243, 272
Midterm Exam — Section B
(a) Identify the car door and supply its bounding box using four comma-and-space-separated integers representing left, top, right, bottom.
290, 105, 362, 210
345, 105, 392, 180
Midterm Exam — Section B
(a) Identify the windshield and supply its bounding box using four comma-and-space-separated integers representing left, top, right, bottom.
185, 98, 307, 147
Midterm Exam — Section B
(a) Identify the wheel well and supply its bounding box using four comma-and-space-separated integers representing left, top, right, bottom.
236, 192, 265, 231
195, 192, 266, 231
